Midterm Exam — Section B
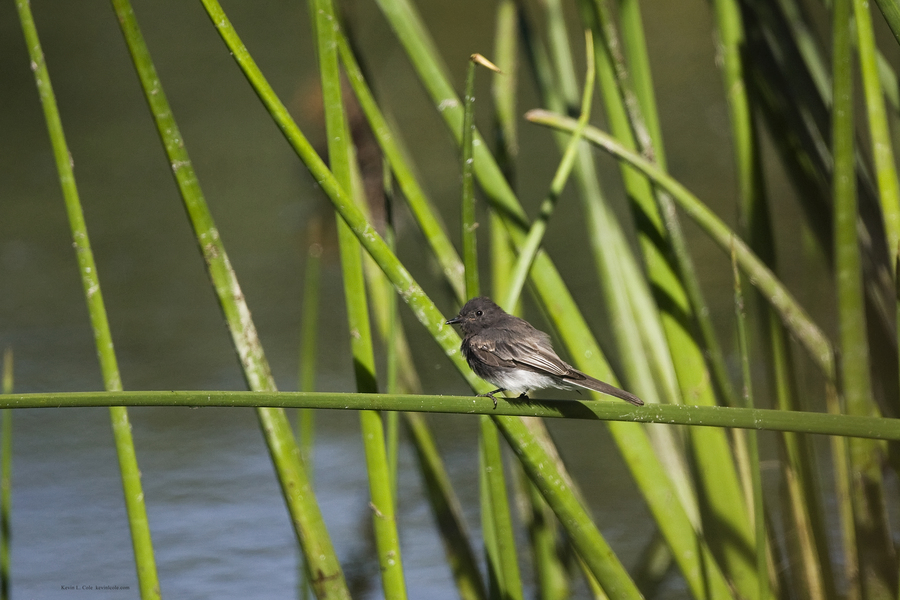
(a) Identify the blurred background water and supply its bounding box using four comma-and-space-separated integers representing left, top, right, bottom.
0, 0, 841, 597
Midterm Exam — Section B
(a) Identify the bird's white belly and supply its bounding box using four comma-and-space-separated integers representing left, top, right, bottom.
484, 369, 566, 394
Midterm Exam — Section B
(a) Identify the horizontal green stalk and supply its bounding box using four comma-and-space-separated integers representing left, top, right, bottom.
527, 110, 836, 381
8, 392, 899, 440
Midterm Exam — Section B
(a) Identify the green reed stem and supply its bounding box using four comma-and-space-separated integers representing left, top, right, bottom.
312, 0, 407, 596
462, 58, 480, 300
873, 0, 900, 47
460, 52, 523, 600
383, 165, 400, 497
492, 0, 519, 181
833, 5, 867, 600
10, 391, 900, 440
114, 1, 349, 596
16, 3, 161, 597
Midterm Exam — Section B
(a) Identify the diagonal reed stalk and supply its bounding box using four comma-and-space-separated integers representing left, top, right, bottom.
15, 3, 161, 598
110, 1, 350, 596
855, 0, 900, 259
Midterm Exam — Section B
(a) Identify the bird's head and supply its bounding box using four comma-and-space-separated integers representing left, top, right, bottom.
445, 296, 506, 335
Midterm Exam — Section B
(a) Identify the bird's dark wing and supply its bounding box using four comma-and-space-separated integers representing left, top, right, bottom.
464, 335, 516, 368
469, 328, 572, 376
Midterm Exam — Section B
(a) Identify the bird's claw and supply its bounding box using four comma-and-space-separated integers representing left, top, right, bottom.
477, 391, 500, 409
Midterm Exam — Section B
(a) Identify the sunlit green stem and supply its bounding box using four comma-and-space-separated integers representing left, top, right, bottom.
16, 3, 161, 597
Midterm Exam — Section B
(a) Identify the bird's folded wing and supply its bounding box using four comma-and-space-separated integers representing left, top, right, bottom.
472, 333, 571, 376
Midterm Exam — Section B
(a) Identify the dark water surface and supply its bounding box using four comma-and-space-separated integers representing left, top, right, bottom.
1, 0, 832, 597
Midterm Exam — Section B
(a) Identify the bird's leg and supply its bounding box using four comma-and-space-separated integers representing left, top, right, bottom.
517, 392, 529, 399
477, 388, 504, 409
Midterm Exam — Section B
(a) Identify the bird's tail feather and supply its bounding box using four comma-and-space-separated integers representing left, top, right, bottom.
571, 373, 644, 406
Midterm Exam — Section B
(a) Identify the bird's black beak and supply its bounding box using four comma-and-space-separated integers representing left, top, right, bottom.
446, 315, 462, 325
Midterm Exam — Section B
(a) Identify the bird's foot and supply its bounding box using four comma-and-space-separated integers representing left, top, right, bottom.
517, 393, 529, 400
477, 388, 504, 409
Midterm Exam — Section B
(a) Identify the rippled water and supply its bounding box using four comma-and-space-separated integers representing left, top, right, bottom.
10, 406, 669, 599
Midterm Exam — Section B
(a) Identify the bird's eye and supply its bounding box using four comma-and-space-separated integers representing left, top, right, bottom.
475, 310, 483, 317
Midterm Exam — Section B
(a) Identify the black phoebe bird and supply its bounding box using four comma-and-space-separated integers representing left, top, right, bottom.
446, 297, 644, 408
